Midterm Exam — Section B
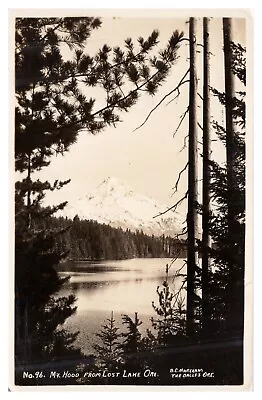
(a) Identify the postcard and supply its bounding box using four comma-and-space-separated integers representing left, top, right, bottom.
9, 8, 252, 391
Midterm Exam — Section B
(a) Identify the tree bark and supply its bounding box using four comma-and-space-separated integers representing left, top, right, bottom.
223, 18, 235, 229
201, 17, 211, 338
223, 18, 238, 335
186, 17, 198, 337
26, 153, 32, 228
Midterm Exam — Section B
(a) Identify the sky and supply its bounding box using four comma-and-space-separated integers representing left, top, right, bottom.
30, 13, 246, 217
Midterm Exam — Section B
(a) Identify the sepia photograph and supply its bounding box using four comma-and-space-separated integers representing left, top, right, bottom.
10, 8, 252, 390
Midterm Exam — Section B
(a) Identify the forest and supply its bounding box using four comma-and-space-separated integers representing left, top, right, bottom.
14, 15, 246, 387
40, 215, 187, 261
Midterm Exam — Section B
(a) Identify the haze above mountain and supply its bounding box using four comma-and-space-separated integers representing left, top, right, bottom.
62, 177, 184, 237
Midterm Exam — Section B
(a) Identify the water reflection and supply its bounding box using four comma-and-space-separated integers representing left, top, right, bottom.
58, 258, 186, 354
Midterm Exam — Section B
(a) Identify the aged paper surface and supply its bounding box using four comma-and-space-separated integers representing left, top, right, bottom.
9, 8, 253, 391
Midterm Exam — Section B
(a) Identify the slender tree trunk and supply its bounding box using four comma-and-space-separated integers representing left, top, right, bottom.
26, 153, 32, 228
186, 17, 198, 337
26, 85, 35, 229
223, 18, 235, 230
223, 18, 236, 334
201, 17, 211, 338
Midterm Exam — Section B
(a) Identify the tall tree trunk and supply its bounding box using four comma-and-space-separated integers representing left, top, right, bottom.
223, 18, 237, 334
223, 18, 235, 232
26, 153, 32, 228
201, 17, 211, 338
186, 17, 198, 337
26, 85, 35, 229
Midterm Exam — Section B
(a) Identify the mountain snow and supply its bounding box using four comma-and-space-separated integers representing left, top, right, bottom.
62, 177, 184, 237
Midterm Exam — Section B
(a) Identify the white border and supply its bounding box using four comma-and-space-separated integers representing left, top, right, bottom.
6, 6, 255, 395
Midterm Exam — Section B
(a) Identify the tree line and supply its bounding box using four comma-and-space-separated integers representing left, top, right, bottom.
38, 215, 187, 261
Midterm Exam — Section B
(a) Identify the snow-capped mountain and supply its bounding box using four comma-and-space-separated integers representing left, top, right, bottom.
62, 177, 184, 237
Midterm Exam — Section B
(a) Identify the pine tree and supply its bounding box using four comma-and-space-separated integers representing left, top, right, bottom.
120, 313, 157, 383
186, 17, 199, 337
201, 17, 211, 338
15, 16, 184, 369
121, 313, 143, 355
93, 312, 122, 370
15, 181, 82, 366
151, 280, 186, 344
201, 41, 246, 337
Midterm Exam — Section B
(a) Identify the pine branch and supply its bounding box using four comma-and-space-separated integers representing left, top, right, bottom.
179, 134, 189, 153
172, 162, 189, 194
197, 92, 204, 101
40, 19, 64, 43
153, 191, 188, 218
173, 107, 189, 138
133, 68, 190, 131
21, 69, 162, 141
165, 79, 190, 106
32, 30, 181, 87
165, 256, 179, 274
197, 122, 203, 131
172, 261, 187, 281
173, 279, 187, 306
91, 69, 159, 116
48, 68, 163, 131
175, 228, 188, 238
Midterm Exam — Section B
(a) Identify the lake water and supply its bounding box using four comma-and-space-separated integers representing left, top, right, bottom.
57, 258, 186, 354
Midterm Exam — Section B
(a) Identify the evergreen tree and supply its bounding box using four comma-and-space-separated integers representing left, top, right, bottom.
15, 181, 82, 366
120, 313, 158, 384
151, 279, 186, 344
198, 42, 246, 337
93, 312, 122, 370
121, 313, 143, 355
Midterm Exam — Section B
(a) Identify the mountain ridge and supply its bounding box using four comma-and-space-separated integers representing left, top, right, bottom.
62, 177, 184, 237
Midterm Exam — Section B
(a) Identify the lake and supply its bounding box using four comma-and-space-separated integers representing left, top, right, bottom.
57, 258, 186, 354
